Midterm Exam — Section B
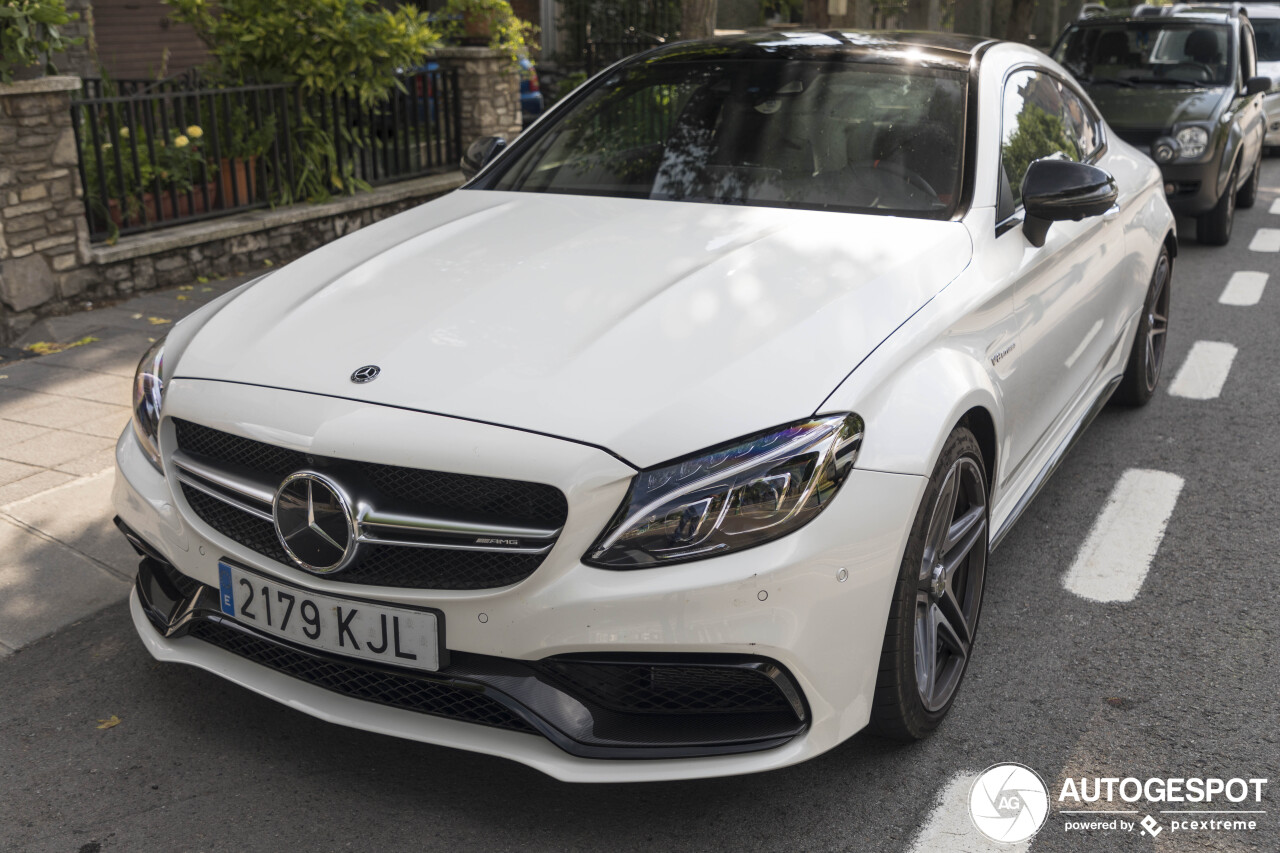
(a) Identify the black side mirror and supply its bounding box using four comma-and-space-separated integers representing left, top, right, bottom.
1021, 158, 1118, 248
461, 136, 506, 179
1245, 75, 1273, 96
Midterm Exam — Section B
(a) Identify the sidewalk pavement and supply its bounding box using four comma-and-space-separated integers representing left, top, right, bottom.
0, 275, 250, 656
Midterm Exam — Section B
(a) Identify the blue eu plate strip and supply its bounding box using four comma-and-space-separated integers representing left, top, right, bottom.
218, 562, 235, 616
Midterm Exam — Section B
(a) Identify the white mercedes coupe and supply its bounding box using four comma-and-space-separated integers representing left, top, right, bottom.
114, 31, 1175, 782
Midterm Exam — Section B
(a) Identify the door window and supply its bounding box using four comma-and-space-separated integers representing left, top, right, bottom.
999, 69, 1085, 218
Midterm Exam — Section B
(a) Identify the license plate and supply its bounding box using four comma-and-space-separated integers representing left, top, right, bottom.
217, 562, 440, 671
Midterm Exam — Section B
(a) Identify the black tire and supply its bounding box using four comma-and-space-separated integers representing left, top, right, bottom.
868, 426, 988, 741
1114, 247, 1171, 407
1237, 157, 1261, 209
1197, 162, 1237, 245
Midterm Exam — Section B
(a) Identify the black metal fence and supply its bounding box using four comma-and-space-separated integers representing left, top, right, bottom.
559, 0, 681, 74
72, 69, 462, 242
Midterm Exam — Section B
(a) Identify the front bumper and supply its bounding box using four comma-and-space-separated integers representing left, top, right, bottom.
1158, 159, 1224, 217
113, 379, 926, 781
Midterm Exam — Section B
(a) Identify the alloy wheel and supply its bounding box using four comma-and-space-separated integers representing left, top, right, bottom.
1144, 252, 1171, 393
914, 456, 987, 712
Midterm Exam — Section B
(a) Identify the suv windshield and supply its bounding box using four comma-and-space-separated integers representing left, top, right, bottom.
482, 60, 967, 219
1054, 21, 1234, 87
1254, 19, 1280, 61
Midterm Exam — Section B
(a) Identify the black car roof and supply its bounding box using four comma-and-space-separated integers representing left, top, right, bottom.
641, 30, 995, 72
1070, 12, 1235, 25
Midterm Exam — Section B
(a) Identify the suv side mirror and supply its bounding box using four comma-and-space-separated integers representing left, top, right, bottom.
1021, 159, 1118, 248
461, 136, 507, 179
1246, 75, 1273, 96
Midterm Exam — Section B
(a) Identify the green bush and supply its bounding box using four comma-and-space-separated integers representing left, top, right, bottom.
164, 0, 439, 202
438, 0, 537, 66
164, 0, 439, 107
0, 0, 82, 83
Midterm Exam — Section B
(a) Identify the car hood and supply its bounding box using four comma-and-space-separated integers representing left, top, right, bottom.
1087, 85, 1224, 128
1258, 61, 1280, 86
176, 191, 971, 468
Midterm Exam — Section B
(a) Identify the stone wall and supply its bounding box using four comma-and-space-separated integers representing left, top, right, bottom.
0, 49, 515, 346
85, 172, 463, 312
58, 0, 98, 80
435, 47, 523, 145
0, 77, 91, 346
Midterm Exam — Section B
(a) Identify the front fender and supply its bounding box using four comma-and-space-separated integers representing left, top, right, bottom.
839, 347, 1004, 488
1216, 114, 1244, 195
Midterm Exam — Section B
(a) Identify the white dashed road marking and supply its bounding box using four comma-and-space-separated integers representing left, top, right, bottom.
1219, 271, 1268, 306
1269, 197, 1280, 214
1248, 228, 1280, 251
908, 773, 1032, 853
1063, 469, 1184, 603
1168, 341, 1238, 400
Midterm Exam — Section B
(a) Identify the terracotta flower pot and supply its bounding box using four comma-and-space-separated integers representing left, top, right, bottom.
106, 180, 220, 227
461, 11, 494, 46
217, 156, 259, 206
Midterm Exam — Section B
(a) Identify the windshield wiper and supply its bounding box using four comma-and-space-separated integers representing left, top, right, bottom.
1081, 75, 1136, 88
1131, 77, 1206, 88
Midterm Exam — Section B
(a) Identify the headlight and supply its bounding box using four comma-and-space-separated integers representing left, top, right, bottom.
1175, 126, 1209, 159
586, 414, 864, 569
131, 336, 167, 471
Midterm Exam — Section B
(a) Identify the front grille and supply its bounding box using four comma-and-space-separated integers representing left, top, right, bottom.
540, 660, 794, 715
1114, 128, 1163, 150
182, 484, 290, 564
187, 620, 536, 733
173, 419, 568, 590
174, 419, 568, 526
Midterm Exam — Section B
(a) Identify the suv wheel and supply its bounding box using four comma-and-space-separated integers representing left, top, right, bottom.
1237, 158, 1261, 209
1198, 161, 1237, 245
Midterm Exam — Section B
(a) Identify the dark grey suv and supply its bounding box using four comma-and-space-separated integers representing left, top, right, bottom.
1055, 7, 1269, 244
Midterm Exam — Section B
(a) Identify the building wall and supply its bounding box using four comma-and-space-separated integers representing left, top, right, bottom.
91, 0, 209, 80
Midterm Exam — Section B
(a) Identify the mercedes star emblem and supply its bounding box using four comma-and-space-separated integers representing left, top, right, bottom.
272, 471, 358, 573
350, 365, 381, 384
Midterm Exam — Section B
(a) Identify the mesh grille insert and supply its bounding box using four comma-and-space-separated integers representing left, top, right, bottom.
541, 661, 794, 716
187, 620, 536, 733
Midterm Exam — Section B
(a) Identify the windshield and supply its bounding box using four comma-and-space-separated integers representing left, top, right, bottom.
1054, 22, 1234, 87
1255, 20, 1280, 62
481, 60, 967, 219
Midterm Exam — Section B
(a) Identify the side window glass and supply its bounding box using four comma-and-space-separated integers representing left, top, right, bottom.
1000, 70, 1084, 216
1059, 84, 1102, 161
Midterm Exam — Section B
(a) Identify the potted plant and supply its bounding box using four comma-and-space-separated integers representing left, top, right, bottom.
0, 0, 82, 83
81, 121, 220, 233
439, 0, 537, 64
217, 103, 277, 205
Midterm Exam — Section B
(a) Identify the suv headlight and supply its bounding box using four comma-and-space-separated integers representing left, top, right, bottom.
131, 336, 167, 471
586, 414, 864, 569
1175, 126, 1209, 160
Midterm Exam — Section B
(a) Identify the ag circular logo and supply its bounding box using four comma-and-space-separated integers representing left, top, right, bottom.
350, 364, 381, 384
272, 471, 358, 573
969, 763, 1051, 844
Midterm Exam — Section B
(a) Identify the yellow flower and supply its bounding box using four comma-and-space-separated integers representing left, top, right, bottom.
118, 126, 130, 139
186, 125, 203, 139
174, 135, 190, 148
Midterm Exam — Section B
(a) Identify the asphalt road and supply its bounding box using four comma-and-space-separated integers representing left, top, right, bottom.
3, 163, 1279, 853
